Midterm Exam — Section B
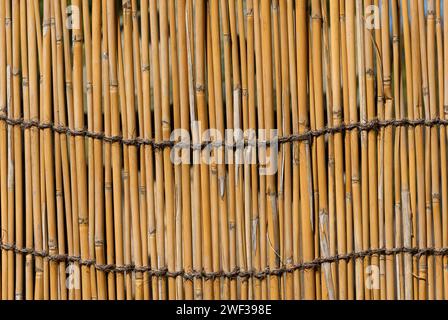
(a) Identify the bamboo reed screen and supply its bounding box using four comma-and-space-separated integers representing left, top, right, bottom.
1, 0, 448, 301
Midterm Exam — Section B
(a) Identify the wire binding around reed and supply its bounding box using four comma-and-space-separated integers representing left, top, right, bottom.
1, 241, 447, 280
1, 114, 447, 150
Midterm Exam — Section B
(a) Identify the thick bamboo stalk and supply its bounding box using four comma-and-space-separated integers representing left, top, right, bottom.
195, 0, 213, 301
260, 0, 280, 300
339, 0, 354, 300
253, 0, 267, 299
417, 0, 433, 300
311, 0, 333, 300
12, 0, 24, 301
410, 0, 428, 300
346, 0, 364, 300
356, 0, 371, 300
168, 0, 183, 300
80, 0, 97, 300
442, 0, 448, 300
329, 0, 348, 300
106, 0, 125, 300
206, 4, 221, 298
101, 0, 115, 299
72, 0, 92, 300
401, 0, 418, 300
140, 0, 158, 300
49, 0, 67, 300
60, 0, 81, 300
91, 0, 107, 300
122, 0, 143, 300
116, 23, 133, 299
149, 0, 168, 300
427, 0, 443, 300
0, 0, 8, 300
20, 0, 33, 301
210, 0, 230, 300
42, 0, 59, 299
5, 0, 15, 301
285, 0, 302, 300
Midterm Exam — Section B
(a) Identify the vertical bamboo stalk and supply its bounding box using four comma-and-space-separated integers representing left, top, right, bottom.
117, 23, 133, 299
149, 0, 168, 300
20, 0, 33, 301
11, 0, 23, 301
286, 0, 301, 300
101, 1, 115, 299
50, 0, 67, 300
219, 0, 237, 299
42, 0, 59, 300
311, 0, 334, 300
373, 0, 386, 300
130, 0, 150, 300
391, 0, 403, 300
53, 0, 74, 300
122, 0, 143, 300
26, 0, 44, 300
329, 0, 348, 300
442, 0, 448, 300
0, 0, 8, 300
72, 0, 92, 300
91, 0, 107, 300
106, 0, 125, 300
159, 0, 177, 300
206, 4, 221, 298
356, 0, 371, 300
339, 0, 354, 300
168, 0, 183, 300
346, 0, 364, 300
364, 0, 380, 301
5, 0, 15, 301
278, 0, 293, 300
427, 0, 443, 300
400, 0, 417, 300
237, 0, 253, 300
195, 0, 214, 300
210, 0, 230, 300
140, 0, 158, 300
322, 1, 338, 298
271, 0, 283, 299
253, 0, 267, 299
380, 0, 396, 301
228, 0, 247, 300
80, 0, 98, 300
417, 0, 433, 300
61, 0, 81, 300
410, 0, 427, 300
391, 0, 404, 300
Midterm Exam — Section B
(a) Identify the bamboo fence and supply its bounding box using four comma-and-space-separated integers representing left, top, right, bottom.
0, 0, 448, 300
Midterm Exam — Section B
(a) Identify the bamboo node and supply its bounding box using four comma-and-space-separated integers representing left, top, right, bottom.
78, 217, 89, 225
72, 34, 84, 43
223, 33, 231, 43
195, 84, 206, 93
12, 68, 21, 77
366, 68, 375, 77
